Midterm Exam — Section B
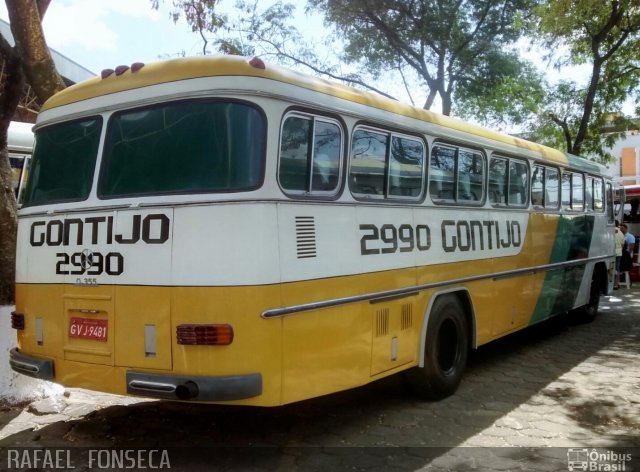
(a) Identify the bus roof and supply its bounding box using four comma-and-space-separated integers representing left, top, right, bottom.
40, 55, 606, 175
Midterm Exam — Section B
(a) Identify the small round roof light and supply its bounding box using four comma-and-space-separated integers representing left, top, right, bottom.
131, 62, 145, 73
115, 65, 130, 76
248, 57, 266, 70
101, 69, 115, 79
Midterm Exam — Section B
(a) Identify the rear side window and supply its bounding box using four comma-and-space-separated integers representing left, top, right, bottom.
278, 113, 343, 196
22, 117, 102, 207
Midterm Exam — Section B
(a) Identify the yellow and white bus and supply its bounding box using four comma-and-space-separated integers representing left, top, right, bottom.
10, 56, 615, 405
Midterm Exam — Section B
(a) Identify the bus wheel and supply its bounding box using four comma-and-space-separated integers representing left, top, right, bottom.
575, 271, 601, 323
404, 295, 469, 400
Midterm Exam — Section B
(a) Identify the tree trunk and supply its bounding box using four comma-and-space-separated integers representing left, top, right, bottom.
0, 145, 17, 304
0, 34, 25, 305
0, 0, 62, 304
7, 0, 64, 104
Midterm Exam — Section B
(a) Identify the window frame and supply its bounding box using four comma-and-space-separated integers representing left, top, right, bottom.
531, 164, 561, 210
22, 115, 103, 207
348, 124, 427, 202
489, 154, 530, 208
429, 141, 486, 206
97, 98, 267, 200
561, 170, 586, 212
277, 110, 345, 199
584, 174, 605, 213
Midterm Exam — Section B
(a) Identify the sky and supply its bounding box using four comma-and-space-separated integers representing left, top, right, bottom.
0, 0, 609, 118
0, 0, 209, 75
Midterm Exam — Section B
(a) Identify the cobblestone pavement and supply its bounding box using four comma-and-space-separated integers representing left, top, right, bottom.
0, 287, 638, 471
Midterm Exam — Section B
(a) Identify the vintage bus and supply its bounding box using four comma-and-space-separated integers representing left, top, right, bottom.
10, 55, 615, 406
7, 120, 34, 203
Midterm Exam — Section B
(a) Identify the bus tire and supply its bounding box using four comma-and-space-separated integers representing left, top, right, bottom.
574, 270, 601, 323
404, 295, 469, 400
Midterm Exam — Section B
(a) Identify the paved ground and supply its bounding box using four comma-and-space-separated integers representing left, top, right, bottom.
0, 287, 638, 471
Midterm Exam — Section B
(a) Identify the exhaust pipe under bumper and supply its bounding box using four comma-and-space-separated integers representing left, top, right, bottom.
126, 371, 262, 402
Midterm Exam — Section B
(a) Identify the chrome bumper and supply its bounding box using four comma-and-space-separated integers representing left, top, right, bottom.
9, 348, 54, 380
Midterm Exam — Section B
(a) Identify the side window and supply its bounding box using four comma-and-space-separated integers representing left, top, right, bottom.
350, 128, 388, 197
561, 170, 585, 211
572, 172, 584, 211
531, 165, 544, 207
430, 143, 484, 204
349, 126, 425, 200
489, 156, 528, 207
430, 145, 456, 200
509, 159, 529, 207
459, 149, 484, 202
546, 167, 559, 209
489, 157, 507, 205
279, 113, 342, 196
585, 176, 594, 211
562, 172, 572, 210
594, 177, 604, 212
606, 182, 614, 223
389, 136, 425, 197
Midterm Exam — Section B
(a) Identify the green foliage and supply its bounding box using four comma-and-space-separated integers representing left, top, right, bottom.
454, 53, 547, 128
162, 0, 543, 121
307, 0, 538, 116
531, 0, 640, 159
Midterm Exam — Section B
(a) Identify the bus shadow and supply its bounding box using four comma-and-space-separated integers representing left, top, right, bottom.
0, 293, 638, 469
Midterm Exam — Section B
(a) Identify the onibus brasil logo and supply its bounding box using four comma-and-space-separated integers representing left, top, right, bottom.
567, 448, 632, 471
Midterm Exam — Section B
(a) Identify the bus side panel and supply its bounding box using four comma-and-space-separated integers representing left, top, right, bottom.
279, 271, 418, 405
530, 213, 596, 323
169, 204, 284, 405
170, 286, 284, 406
489, 210, 536, 337
277, 203, 418, 403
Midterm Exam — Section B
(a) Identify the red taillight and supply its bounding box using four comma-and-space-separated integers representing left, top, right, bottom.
176, 324, 234, 345
11, 311, 24, 330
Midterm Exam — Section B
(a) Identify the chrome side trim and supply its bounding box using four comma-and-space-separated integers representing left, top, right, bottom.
261, 255, 612, 319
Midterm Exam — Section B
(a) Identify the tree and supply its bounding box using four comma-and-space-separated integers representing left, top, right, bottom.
161, 0, 543, 120
307, 0, 538, 116
532, 0, 640, 159
0, 0, 65, 304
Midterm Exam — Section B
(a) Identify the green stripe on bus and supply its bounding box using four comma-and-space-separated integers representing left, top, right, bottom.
529, 215, 595, 324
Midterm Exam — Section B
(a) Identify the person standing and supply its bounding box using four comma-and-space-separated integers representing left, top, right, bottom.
614, 221, 625, 289
621, 224, 636, 259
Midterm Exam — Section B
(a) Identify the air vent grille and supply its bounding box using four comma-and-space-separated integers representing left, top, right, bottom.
295, 216, 317, 259
376, 308, 389, 337
401, 304, 413, 330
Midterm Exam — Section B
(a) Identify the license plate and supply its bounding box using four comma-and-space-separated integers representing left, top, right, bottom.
69, 317, 108, 341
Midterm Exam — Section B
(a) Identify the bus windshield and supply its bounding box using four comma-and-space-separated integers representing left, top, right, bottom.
99, 100, 265, 198
22, 117, 102, 207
